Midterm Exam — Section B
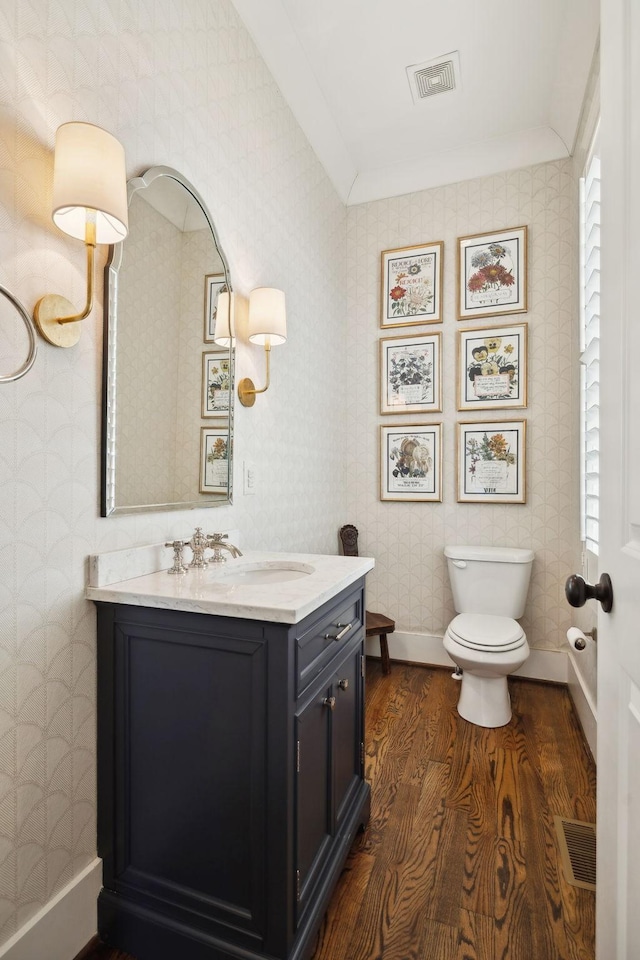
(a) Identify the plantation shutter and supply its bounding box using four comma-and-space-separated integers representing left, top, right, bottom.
580, 149, 600, 555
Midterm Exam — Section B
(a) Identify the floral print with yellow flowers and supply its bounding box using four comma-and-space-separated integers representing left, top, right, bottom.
466, 431, 516, 470
467, 335, 518, 399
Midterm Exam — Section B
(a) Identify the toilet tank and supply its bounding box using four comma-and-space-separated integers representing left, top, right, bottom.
444, 545, 534, 618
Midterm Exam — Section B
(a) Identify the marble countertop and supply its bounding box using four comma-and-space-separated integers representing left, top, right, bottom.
86, 548, 374, 624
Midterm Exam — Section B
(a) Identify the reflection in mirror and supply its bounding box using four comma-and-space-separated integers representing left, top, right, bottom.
101, 166, 234, 516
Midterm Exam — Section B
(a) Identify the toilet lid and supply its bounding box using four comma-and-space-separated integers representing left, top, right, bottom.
448, 614, 525, 652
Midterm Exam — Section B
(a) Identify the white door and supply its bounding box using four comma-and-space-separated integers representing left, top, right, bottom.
597, 1, 640, 956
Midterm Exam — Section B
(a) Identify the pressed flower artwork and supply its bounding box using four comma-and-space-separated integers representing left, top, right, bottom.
203, 274, 227, 342
457, 323, 527, 410
202, 351, 231, 417
380, 332, 441, 414
380, 424, 442, 501
457, 420, 526, 503
457, 226, 527, 320
200, 427, 229, 493
381, 241, 443, 327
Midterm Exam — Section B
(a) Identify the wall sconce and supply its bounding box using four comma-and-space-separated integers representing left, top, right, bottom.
212, 290, 234, 347
237, 287, 287, 407
34, 122, 128, 348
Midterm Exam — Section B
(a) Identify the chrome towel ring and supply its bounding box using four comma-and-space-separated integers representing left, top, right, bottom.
0, 284, 37, 382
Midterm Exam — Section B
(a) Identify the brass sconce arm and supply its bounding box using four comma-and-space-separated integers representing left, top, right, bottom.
34, 221, 97, 347
238, 341, 272, 407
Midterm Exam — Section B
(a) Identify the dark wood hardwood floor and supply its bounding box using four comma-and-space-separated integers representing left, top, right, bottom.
83, 662, 596, 960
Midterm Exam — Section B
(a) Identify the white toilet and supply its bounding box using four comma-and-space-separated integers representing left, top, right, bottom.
443, 545, 534, 728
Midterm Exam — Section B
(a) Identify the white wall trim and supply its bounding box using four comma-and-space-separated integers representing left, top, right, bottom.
367, 630, 569, 684
0, 859, 102, 960
347, 126, 569, 205
567, 650, 597, 761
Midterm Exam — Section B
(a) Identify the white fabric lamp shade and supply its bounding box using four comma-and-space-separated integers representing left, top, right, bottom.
213, 291, 234, 346
248, 287, 287, 345
52, 122, 129, 244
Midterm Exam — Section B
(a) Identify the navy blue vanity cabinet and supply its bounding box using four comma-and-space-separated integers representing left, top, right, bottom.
95, 579, 370, 960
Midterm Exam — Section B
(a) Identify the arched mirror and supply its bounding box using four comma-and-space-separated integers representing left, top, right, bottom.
101, 166, 234, 516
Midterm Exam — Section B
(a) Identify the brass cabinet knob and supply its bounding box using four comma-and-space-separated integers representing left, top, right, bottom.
322, 696, 336, 711
338, 679, 349, 691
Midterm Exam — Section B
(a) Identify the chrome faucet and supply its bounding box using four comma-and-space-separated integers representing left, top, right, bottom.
207, 532, 243, 564
188, 527, 210, 568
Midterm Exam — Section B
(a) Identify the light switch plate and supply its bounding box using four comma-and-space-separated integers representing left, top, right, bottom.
243, 460, 256, 495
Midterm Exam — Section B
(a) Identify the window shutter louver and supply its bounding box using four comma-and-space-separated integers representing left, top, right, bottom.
580, 151, 600, 555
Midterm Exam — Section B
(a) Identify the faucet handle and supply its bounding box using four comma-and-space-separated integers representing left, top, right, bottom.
165, 540, 189, 575
207, 532, 228, 543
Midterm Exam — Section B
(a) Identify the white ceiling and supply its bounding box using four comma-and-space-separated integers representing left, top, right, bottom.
229, 0, 599, 205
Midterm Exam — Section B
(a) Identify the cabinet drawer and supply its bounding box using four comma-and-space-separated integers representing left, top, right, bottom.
296, 592, 363, 695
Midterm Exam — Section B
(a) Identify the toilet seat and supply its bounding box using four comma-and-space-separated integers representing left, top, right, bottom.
447, 613, 525, 653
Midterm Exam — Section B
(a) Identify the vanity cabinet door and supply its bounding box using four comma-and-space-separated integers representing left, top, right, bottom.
332, 644, 364, 833
294, 636, 364, 924
294, 678, 332, 919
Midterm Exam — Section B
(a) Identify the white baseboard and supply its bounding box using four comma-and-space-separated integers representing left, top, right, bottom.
567, 650, 597, 761
367, 630, 568, 684
0, 858, 102, 960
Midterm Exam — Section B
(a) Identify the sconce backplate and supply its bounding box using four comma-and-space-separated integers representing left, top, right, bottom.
34, 294, 82, 347
238, 377, 257, 407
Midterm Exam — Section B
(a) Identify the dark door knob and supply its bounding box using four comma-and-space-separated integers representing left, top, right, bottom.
565, 573, 613, 613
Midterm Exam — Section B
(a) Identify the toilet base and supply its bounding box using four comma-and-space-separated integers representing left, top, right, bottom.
456, 672, 512, 728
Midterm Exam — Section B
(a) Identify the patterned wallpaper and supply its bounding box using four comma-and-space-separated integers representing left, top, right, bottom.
345, 160, 582, 651
0, 0, 587, 948
0, 0, 347, 945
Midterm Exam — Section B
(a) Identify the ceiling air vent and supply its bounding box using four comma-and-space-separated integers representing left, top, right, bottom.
407, 52, 461, 104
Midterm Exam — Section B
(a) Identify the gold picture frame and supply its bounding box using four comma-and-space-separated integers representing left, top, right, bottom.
457, 226, 528, 320
380, 424, 443, 502
457, 419, 526, 503
202, 350, 231, 418
380, 331, 442, 415
199, 426, 229, 493
380, 241, 443, 328
457, 323, 528, 410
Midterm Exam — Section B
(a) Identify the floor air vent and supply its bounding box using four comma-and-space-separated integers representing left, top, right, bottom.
554, 816, 596, 890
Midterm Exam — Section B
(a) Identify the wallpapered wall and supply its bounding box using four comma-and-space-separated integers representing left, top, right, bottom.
345, 159, 581, 651
0, 0, 587, 948
0, 0, 347, 945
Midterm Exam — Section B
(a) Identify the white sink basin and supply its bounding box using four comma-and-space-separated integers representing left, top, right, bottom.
217, 561, 315, 585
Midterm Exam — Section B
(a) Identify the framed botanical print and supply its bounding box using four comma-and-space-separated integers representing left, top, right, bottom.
202, 351, 231, 417
457, 419, 526, 503
203, 274, 227, 342
380, 424, 442, 502
457, 323, 527, 410
381, 241, 443, 327
199, 427, 229, 493
380, 332, 442, 414
457, 226, 527, 320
